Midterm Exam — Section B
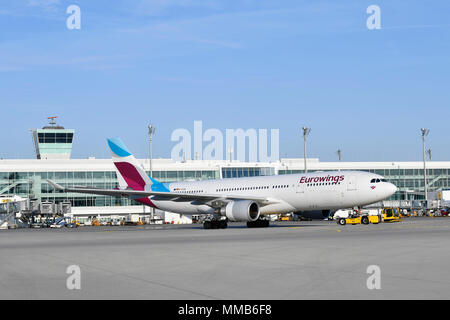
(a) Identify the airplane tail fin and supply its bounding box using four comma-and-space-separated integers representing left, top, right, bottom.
107, 138, 155, 191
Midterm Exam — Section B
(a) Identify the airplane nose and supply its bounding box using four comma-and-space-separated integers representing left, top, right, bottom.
388, 183, 398, 196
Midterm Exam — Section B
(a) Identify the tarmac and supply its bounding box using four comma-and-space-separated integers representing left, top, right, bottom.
1, 217, 450, 300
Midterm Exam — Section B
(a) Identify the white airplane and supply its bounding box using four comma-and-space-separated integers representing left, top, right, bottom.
47, 138, 398, 229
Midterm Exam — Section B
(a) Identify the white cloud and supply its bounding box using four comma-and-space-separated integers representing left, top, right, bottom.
136, 0, 222, 14
27, 0, 61, 12
27, 0, 60, 6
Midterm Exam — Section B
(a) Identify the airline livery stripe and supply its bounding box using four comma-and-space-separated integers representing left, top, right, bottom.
115, 162, 146, 191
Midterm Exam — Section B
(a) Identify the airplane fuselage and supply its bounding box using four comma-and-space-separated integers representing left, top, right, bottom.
139, 171, 397, 216
48, 138, 399, 228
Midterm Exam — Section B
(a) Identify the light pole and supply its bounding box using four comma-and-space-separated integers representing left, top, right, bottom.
302, 127, 311, 173
228, 147, 233, 163
148, 124, 156, 222
148, 125, 156, 176
427, 149, 432, 161
421, 128, 430, 204
336, 149, 342, 172
336, 149, 342, 161
392, 162, 401, 200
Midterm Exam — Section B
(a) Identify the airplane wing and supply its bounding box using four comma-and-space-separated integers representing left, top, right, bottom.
47, 180, 278, 207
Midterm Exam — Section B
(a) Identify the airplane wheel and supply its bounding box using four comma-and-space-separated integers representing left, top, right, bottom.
247, 220, 269, 228
219, 220, 228, 229
203, 221, 212, 229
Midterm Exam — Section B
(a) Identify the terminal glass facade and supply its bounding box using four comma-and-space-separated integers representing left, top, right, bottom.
0, 170, 219, 207
279, 168, 450, 200
365, 168, 450, 200
222, 167, 275, 178
1, 165, 450, 206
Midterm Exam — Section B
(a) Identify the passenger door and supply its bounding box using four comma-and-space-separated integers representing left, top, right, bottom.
293, 181, 308, 209
296, 182, 306, 194
347, 176, 357, 191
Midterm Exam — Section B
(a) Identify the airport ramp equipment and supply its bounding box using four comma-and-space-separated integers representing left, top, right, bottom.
0, 212, 16, 229
54, 217, 65, 226
0, 199, 28, 229
0, 201, 20, 214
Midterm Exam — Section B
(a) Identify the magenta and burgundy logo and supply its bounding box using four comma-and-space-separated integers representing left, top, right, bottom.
299, 175, 345, 184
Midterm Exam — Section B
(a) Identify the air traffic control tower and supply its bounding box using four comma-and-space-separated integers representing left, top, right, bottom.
31, 117, 75, 159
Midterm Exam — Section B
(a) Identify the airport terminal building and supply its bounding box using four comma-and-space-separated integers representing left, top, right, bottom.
2, 158, 450, 207
1, 122, 450, 216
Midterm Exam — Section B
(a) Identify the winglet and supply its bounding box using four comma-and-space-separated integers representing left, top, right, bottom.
47, 179, 65, 191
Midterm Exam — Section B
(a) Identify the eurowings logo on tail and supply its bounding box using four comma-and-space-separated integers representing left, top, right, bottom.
107, 138, 153, 191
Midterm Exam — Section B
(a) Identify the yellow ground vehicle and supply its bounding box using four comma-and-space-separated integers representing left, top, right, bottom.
367, 215, 381, 224
337, 213, 381, 225
341, 216, 362, 225
278, 213, 292, 221
382, 208, 402, 222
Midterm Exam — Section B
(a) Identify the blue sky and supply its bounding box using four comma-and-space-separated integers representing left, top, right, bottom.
0, 0, 449, 161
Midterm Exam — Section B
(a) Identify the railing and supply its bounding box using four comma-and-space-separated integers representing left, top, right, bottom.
0, 180, 31, 195
427, 175, 446, 189
0, 212, 16, 227
365, 200, 424, 209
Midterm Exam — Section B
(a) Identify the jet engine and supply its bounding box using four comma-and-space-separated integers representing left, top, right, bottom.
221, 200, 260, 222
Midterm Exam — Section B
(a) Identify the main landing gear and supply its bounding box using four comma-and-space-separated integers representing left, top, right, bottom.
203, 219, 228, 229
247, 219, 270, 228
202, 216, 270, 229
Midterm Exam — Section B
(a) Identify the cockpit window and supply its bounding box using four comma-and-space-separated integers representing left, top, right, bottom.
371, 178, 388, 183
